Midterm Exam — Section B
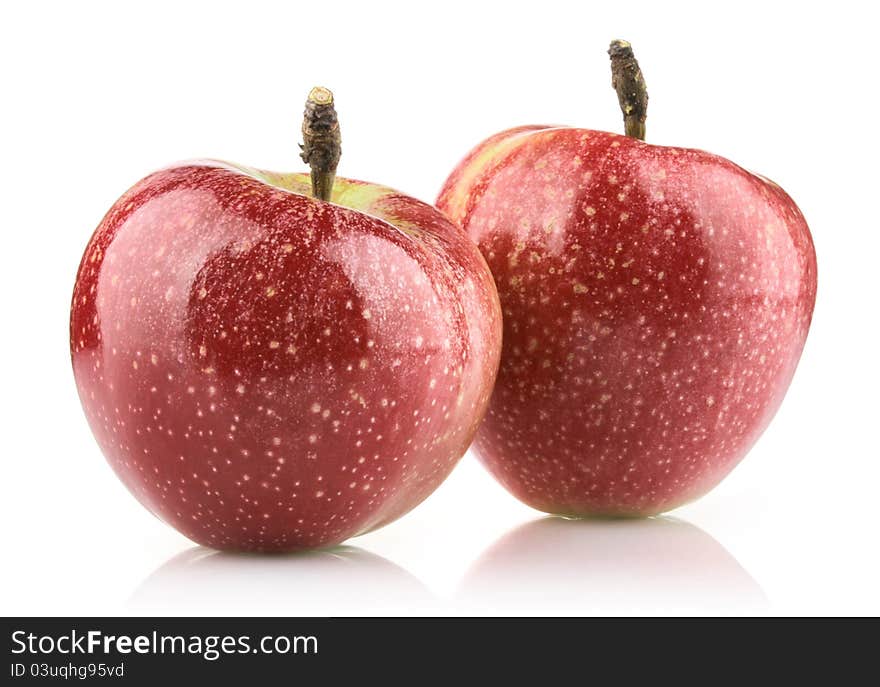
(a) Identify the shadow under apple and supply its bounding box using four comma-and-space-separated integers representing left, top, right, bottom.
457, 516, 767, 614
131, 545, 434, 615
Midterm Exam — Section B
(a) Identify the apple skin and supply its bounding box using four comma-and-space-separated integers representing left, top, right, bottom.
71, 162, 502, 552
437, 126, 816, 516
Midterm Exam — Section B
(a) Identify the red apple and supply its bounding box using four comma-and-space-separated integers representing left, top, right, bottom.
71, 89, 502, 552
437, 43, 816, 516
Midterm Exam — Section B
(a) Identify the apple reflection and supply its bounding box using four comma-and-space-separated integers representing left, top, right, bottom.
458, 516, 767, 614
131, 545, 433, 615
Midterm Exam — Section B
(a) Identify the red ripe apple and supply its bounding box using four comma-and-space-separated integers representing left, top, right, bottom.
70, 89, 502, 552
437, 43, 817, 516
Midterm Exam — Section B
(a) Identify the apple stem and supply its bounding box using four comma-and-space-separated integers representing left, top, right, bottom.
300, 86, 341, 201
608, 40, 648, 141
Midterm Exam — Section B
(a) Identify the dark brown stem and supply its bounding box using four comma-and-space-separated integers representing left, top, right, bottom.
300, 86, 341, 201
608, 40, 648, 141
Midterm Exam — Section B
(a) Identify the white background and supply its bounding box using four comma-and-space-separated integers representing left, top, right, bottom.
2, 1, 877, 616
